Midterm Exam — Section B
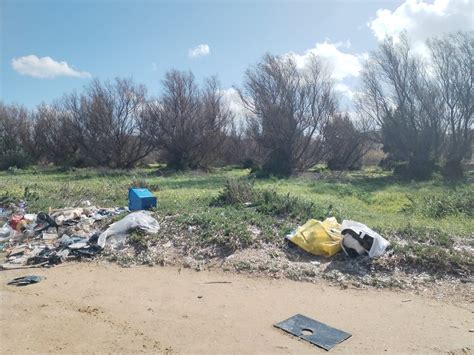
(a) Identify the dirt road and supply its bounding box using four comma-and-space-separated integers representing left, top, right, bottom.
0, 262, 472, 354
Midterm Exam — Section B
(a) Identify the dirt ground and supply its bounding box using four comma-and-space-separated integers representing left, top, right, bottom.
0, 262, 472, 354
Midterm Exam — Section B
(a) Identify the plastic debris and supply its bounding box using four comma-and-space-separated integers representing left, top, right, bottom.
274, 314, 351, 351
286, 217, 342, 257
341, 220, 390, 258
97, 211, 160, 248
287, 218, 390, 259
128, 188, 157, 211
0, 200, 132, 269
7, 275, 44, 286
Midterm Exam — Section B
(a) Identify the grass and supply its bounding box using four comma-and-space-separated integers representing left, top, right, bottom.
0, 166, 472, 274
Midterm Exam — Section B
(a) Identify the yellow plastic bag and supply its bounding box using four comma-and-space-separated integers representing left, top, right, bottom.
288, 217, 342, 257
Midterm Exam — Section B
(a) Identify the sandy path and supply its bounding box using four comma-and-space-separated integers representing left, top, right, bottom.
0, 262, 472, 354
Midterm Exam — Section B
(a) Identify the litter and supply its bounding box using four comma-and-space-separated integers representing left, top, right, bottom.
128, 188, 157, 211
0, 198, 145, 269
341, 220, 389, 258
274, 314, 351, 351
69, 241, 89, 249
97, 211, 160, 248
7, 275, 44, 286
42, 231, 59, 240
0, 225, 13, 242
286, 217, 342, 257
287, 218, 389, 258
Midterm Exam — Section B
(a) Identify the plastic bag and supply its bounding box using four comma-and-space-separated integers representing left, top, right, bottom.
341, 220, 389, 258
97, 211, 160, 248
0, 224, 13, 242
286, 217, 342, 257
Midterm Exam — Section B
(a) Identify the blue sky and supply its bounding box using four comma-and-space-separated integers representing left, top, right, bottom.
1, 0, 472, 109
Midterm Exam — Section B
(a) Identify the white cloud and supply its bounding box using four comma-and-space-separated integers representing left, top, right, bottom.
368, 0, 473, 44
11, 55, 91, 79
334, 83, 355, 100
188, 44, 210, 59
288, 41, 367, 81
221, 88, 248, 118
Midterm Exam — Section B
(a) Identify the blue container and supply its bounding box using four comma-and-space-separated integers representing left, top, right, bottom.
128, 188, 157, 211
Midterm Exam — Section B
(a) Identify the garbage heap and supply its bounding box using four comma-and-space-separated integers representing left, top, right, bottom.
0, 201, 130, 269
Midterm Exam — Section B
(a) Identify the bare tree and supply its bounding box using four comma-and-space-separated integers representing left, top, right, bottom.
428, 31, 473, 179
239, 54, 337, 176
66, 78, 154, 169
33, 103, 81, 167
356, 35, 444, 179
144, 71, 231, 170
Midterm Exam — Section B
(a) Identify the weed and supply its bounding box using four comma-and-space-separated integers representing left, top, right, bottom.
211, 178, 255, 206
402, 189, 474, 218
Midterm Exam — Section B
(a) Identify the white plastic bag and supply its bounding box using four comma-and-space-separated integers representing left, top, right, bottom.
97, 211, 160, 248
0, 224, 13, 242
341, 220, 389, 258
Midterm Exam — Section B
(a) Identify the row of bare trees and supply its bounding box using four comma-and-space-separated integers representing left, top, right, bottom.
1, 75, 233, 170
1, 31, 471, 178
1, 64, 366, 175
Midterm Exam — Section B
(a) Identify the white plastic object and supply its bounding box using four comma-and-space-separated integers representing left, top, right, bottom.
341, 220, 389, 258
97, 211, 160, 248
0, 224, 13, 242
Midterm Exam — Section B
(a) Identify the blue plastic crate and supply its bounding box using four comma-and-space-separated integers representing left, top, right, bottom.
128, 188, 157, 211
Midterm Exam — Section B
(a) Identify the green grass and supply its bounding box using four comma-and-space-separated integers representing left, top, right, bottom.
1, 166, 472, 274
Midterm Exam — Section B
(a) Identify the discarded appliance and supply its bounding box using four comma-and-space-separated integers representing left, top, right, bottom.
274, 314, 351, 351
128, 188, 157, 211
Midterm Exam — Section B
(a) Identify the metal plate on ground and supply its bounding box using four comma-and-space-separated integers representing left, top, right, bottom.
274, 314, 351, 351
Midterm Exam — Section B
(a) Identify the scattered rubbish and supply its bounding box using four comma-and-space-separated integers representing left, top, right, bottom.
0, 225, 12, 241
197, 295, 203, 299
42, 231, 59, 240
402, 299, 412, 303
69, 241, 89, 249
341, 220, 389, 258
274, 314, 351, 351
97, 211, 160, 248
128, 188, 157, 211
8, 245, 26, 257
7, 275, 44, 286
0, 199, 134, 269
10, 214, 24, 230
286, 217, 342, 257
287, 218, 390, 259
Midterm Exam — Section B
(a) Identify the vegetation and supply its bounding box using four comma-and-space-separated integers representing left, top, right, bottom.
357, 31, 473, 180
1, 32, 472, 180
1, 166, 472, 274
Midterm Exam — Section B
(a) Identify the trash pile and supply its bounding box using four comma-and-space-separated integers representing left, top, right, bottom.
286, 217, 389, 258
0, 199, 160, 270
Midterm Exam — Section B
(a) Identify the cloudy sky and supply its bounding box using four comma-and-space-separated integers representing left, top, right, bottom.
1, 0, 473, 110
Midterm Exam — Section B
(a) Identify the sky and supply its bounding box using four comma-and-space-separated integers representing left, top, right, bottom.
1, 0, 473, 111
